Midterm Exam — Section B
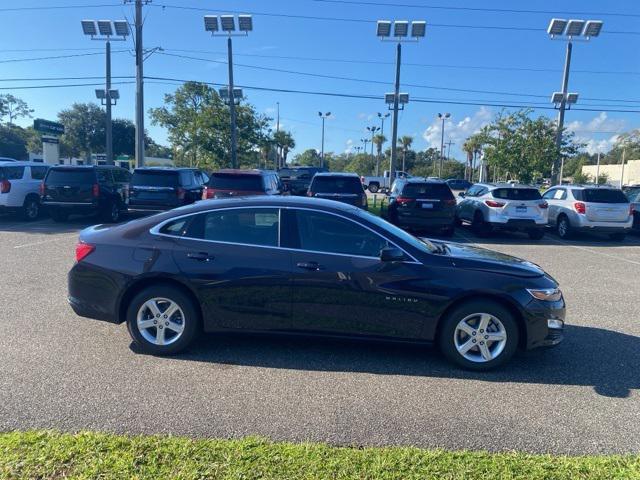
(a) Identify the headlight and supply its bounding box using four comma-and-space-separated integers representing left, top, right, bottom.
527, 288, 562, 302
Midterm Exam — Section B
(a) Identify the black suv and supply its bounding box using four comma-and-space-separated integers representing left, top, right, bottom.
278, 166, 326, 196
387, 178, 457, 235
307, 172, 368, 209
41, 165, 131, 223
129, 167, 208, 212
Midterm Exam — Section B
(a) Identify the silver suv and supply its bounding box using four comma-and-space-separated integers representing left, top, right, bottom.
456, 183, 548, 239
0, 161, 49, 220
542, 185, 632, 240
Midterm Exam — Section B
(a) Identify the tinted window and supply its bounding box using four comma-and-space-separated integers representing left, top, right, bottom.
401, 183, 454, 199
359, 210, 438, 255
112, 169, 131, 183
465, 186, 481, 197
180, 171, 194, 186
492, 188, 542, 200
132, 170, 179, 187
159, 218, 189, 236
624, 187, 640, 202
45, 169, 96, 184
96, 169, 113, 184
294, 210, 388, 257
310, 176, 363, 194
208, 173, 264, 191
0, 166, 25, 180
278, 169, 294, 178
576, 188, 629, 204
187, 208, 279, 247
30, 166, 48, 180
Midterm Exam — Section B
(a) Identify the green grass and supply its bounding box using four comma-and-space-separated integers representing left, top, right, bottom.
1, 431, 639, 479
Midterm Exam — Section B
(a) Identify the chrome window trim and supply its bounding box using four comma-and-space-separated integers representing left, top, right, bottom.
149, 205, 420, 263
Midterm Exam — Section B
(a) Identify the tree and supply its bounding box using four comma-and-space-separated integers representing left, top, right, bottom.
292, 148, 321, 167
0, 125, 28, 159
463, 134, 484, 181
398, 135, 413, 172
58, 103, 105, 161
273, 130, 295, 167
372, 134, 387, 176
146, 139, 173, 159
0, 94, 34, 124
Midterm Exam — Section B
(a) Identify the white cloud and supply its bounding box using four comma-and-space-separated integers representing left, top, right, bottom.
422, 107, 493, 150
566, 112, 626, 154
344, 138, 354, 153
358, 112, 374, 121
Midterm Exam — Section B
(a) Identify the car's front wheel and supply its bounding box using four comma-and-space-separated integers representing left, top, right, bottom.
126, 285, 200, 355
438, 300, 519, 371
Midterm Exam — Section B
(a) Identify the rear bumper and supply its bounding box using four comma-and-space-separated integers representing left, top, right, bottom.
68, 263, 120, 323
573, 217, 633, 232
68, 295, 117, 323
488, 218, 546, 230
396, 214, 455, 230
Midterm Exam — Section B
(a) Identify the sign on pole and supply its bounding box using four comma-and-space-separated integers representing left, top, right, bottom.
34, 119, 65, 136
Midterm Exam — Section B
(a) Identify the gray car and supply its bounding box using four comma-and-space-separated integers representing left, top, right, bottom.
542, 185, 632, 240
623, 185, 640, 233
456, 183, 548, 239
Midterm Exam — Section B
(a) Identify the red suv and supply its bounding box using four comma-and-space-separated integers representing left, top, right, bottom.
202, 169, 284, 199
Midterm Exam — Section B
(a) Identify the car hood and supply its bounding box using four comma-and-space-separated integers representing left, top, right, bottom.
440, 241, 545, 278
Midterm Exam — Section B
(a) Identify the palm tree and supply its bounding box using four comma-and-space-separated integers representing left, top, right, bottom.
259, 140, 273, 169
398, 135, 413, 173
273, 130, 295, 168
372, 133, 387, 176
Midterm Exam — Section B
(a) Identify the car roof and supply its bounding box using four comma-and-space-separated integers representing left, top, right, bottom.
0, 161, 48, 167
403, 177, 448, 184
133, 167, 196, 172
313, 172, 359, 178
213, 169, 264, 176
475, 182, 537, 189
569, 184, 621, 190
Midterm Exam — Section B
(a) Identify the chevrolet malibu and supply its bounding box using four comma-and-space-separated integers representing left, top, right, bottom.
68, 196, 565, 371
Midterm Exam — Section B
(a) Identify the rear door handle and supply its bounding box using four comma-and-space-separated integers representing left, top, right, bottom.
297, 261, 323, 271
187, 252, 213, 262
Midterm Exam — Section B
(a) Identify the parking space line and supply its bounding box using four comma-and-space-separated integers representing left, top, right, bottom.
13, 234, 78, 249
545, 237, 640, 267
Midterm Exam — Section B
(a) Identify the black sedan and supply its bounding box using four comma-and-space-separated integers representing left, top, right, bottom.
68, 196, 565, 371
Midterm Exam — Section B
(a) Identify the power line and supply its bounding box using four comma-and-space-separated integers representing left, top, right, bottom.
0, 81, 135, 91
0, 50, 129, 64
0, 3, 121, 12
0, 76, 134, 82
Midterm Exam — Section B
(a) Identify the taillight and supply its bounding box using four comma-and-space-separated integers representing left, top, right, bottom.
92, 183, 100, 197
630, 204, 635, 216
360, 176, 365, 184
539, 201, 549, 209
176, 187, 186, 200
485, 200, 505, 208
202, 187, 214, 200
574, 202, 586, 214
75, 242, 95, 262
39, 182, 45, 196
396, 196, 414, 205
0, 179, 11, 194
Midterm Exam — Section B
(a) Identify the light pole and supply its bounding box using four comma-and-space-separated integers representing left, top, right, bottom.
366, 125, 379, 158
376, 112, 390, 176
548, 18, 603, 185
446, 139, 454, 161
437, 113, 450, 178
376, 20, 426, 185
205, 14, 253, 169
318, 111, 331, 168
361, 138, 370, 156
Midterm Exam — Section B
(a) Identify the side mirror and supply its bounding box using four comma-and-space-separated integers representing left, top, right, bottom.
380, 247, 406, 262
458, 191, 465, 198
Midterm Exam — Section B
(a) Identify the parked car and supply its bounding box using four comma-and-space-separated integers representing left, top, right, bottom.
68, 196, 565, 371
623, 185, 640, 232
202, 169, 283, 199
129, 167, 208, 212
41, 165, 131, 223
361, 170, 411, 193
542, 185, 632, 240
387, 178, 456, 236
278, 166, 326, 195
446, 178, 472, 192
308, 172, 368, 209
456, 183, 548, 239
0, 157, 18, 162
0, 161, 49, 220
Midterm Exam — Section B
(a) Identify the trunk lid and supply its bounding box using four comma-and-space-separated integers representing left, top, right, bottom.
43, 168, 96, 204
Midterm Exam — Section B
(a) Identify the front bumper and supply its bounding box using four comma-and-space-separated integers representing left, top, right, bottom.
522, 295, 566, 349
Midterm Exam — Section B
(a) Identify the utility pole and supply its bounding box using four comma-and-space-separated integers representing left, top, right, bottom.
553, 41, 572, 185
132, 0, 149, 168
227, 37, 238, 168
437, 113, 450, 177
446, 139, 454, 161
276, 102, 280, 133
620, 148, 626, 188
559, 157, 565, 185
376, 112, 389, 176
596, 151, 601, 185
105, 40, 113, 165
318, 112, 331, 169
389, 42, 401, 184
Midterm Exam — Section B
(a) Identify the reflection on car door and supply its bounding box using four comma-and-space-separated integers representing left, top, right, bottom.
169, 207, 293, 331
284, 208, 430, 339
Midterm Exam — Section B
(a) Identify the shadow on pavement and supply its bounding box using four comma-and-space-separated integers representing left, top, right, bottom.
144, 324, 639, 399
0, 211, 151, 235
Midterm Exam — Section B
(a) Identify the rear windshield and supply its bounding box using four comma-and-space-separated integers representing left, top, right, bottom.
624, 187, 640, 202
311, 176, 363, 194
209, 173, 264, 191
402, 183, 453, 199
574, 188, 629, 204
0, 166, 25, 180
492, 188, 542, 201
46, 168, 96, 184
132, 170, 179, 187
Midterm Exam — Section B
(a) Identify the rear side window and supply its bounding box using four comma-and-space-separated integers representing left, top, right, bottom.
208, 173, 264, 191
492, 188, 542, 201
180, 171, 194, 186
159, 218, 189, 236
132, 170, 179, 187
310, 176, 363, 194
624, 187, 640, 202
112, 169, 131, 183
30, 166, 48, 180
45, 168, 96, 184
575, 188, 629, 204
186, 208, 279, 247
96, 169, 113, 184
401, 183, 454, 199
0, 166, 25, 180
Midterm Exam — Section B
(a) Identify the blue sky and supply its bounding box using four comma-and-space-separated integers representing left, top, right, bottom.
1, 0, 639, 161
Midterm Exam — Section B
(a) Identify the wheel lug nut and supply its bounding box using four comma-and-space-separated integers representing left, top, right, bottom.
159, 325, 163, 329
472, 331, 476, 336
472, 339, 476, 343
153, 320, 157, 325
484, 335, 488, 339
156, 314, 160, 318
480, 329, 484, 333
480, 341, 484, 345
165, 322, 169, 326
163, 315, 168, 319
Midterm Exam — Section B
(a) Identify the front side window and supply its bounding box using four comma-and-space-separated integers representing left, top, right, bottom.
186, 208, 279, 247
294, 210, 388, 258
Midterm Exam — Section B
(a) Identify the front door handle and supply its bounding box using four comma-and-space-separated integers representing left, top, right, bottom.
187, 251, 213, 262
296, 261, 323, 271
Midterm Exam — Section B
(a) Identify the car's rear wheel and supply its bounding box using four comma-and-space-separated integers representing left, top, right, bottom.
527, 228, 545, 240
609, 232, 626, 242
21, 196, 40, 221
438, 300, 519, 371
102, 202, 121, 223
368, 183, 379, 193
49, 208, 69, 222
126, 285, 199, 355
556, 214, 572, 239
472, 211, 491, 237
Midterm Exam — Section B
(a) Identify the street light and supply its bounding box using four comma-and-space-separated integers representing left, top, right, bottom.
376, 19, 426, 185
437, 113, 451, 178
81, 20, 129, 165
376, 112, 390, 176
366, 125, 380, 160
547, 17, 603, 184
204, 14, 253, 169
317, 111, 331, 168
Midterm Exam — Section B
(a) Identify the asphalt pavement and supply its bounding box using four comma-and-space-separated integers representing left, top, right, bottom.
1, 214, 639, 454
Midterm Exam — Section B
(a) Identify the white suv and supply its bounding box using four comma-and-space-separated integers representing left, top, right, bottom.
0, 161, 50, 220
542, 185, 632, 241
456, 183, 549, 239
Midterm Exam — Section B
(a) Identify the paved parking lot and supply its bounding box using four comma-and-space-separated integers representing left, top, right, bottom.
1, 213, 639, 454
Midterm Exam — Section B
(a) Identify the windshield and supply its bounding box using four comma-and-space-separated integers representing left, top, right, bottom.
358, 209, 438, 254
311, 176, 363, 194
209, 173, 264, 191
45, 169, 96, 184
492, 188, 542, 200
132, 170, 179, 187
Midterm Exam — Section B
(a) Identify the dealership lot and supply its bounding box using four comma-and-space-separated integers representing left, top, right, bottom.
1, 215, 639, 455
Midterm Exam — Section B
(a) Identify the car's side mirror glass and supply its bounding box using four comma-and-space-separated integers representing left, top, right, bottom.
380, 247, 406, 262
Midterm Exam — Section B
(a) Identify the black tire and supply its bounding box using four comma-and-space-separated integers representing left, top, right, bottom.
101, 202, 121, 223
556, 214, 572, 239
609, 232, 626, 242
438, 300, 519, 371
527, 229, 545, 240
368, 183, 379, 193
472, 211, 491, 237
21, 196, 40, 221
126, 285, 200, 355
49, 208, 69, 223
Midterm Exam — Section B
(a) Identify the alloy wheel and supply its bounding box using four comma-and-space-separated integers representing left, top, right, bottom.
25, 200, 39, 220
136, 297, 186, 346
453, 312, 507, 363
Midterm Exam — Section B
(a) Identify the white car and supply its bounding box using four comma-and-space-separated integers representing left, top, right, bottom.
0, 161, 50, 220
